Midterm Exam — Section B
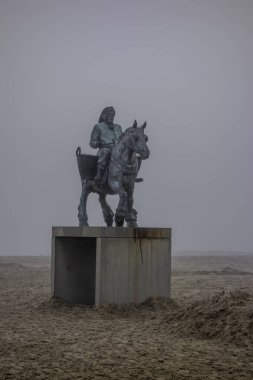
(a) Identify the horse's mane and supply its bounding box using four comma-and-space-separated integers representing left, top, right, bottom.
117, 127, 138, 143
117, 132, 126, 143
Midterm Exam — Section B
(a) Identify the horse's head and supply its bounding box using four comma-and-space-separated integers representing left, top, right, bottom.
124, 120, 150, 160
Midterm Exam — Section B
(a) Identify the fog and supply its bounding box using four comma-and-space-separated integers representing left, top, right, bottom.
0, 0, 252, 255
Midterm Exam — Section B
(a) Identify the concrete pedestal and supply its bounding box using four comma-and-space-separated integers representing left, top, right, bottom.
51, 227, 171, 305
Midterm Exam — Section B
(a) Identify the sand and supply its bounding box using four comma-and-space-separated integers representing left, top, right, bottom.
0, 255, 253, 379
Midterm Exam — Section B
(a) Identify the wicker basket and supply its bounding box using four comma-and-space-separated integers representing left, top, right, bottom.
76, 147, 98, 180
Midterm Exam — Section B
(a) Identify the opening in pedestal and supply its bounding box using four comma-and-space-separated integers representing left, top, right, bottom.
54, 237, 96, 304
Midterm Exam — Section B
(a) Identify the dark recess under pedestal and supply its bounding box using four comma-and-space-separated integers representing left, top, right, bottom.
54, 237, 96, 304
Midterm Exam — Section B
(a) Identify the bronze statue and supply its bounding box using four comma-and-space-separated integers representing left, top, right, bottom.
90, 107, 122, 184
76, 108, 150, 227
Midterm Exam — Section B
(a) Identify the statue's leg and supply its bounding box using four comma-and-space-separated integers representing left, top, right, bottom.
99, 194, 114, 227
125, 190, 138, 227
78, 180, 90, 226
95, 148, 111, 184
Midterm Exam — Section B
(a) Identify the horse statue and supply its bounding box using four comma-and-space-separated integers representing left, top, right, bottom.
76, 120, 150, 227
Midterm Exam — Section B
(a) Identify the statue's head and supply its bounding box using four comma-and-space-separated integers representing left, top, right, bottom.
99, 107, 115, 124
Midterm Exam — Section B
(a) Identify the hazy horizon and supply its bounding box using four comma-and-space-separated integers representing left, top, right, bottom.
1, 0, 253, 255
1, 250, 253, 257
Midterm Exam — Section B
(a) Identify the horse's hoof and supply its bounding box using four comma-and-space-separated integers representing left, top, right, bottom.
115, 215, 124, 227
79, 221, 89, 227
105, 216, 114, 227
127, 221, 138, 227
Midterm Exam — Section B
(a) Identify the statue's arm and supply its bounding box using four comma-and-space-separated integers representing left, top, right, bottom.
116, 124, 123, 139
90, 124, 100, 149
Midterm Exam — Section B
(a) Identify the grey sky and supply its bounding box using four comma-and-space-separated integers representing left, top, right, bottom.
0, 0, 252, 254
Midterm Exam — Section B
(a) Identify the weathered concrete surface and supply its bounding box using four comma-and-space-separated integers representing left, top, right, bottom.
52, 226, 171, 239
52, 227, 171, 305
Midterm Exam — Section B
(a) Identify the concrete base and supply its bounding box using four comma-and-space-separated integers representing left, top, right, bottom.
51, 227, 171, 305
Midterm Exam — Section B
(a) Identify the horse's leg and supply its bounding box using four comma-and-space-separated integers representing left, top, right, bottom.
99, 194, 114, 227
125, 189, 138, 227
111, 182, 128, 227
78, 180, 91, 226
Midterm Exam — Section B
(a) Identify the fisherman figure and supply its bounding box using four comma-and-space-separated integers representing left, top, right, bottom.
90, 107, 122, 184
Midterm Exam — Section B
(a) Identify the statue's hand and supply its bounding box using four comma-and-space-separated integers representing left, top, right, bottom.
90, 140, 100, 149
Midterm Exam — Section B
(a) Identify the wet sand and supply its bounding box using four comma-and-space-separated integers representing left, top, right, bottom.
0, 255, 252, 379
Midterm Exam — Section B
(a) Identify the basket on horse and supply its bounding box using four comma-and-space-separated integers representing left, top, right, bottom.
76, 147, 98, 180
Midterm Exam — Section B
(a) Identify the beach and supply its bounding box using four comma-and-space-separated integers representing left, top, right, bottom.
0, 255, 252, 380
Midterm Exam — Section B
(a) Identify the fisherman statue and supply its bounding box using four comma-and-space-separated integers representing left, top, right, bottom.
76, 106, 150, 227
90, 107, 122, 184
